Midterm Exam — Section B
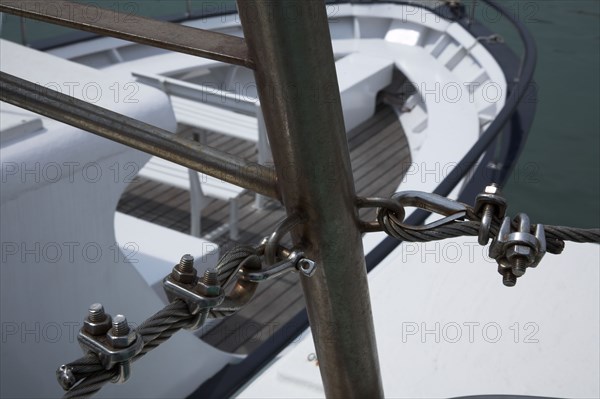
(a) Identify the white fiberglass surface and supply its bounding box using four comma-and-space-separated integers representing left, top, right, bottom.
238, 238, 600, 399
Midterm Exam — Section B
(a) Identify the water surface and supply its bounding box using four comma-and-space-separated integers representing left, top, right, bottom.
499, 0, 600, 228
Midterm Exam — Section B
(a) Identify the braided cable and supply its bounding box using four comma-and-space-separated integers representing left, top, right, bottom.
60, 246, 260, 398
63, 370, 116, 399
214, 245, 258, 285
62, 319, 191, 399
378, 206, 600, 253
61, 300, 194, 398
209, 245, 258, 318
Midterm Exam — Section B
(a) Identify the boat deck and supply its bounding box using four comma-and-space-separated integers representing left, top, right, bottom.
117, 105, 410, 354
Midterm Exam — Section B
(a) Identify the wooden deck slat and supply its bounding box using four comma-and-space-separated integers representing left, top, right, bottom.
204, 276, 302, 352
117, 105, 411, 354
356, 145, 410, 195
205, 276, 304, 353
350, 124, 401, 171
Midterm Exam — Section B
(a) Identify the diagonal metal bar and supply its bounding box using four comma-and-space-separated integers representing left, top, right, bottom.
0, 0, 254, 69
0, 72, 279, 199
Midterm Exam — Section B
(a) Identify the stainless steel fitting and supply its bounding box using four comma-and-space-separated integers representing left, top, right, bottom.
239, 250, 317, 282
170, 254, 198, 284
490, 213, 546, 286
78, 307, 143, 385
83, 303, 112, 336
106, 315, 137, 350
474, 183, 507, 245
297, 258, 317, 277
163, 255, 224, 331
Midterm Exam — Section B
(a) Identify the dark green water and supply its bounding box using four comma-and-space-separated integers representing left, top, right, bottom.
493, 0, 599, 228
1, 0, 598, 228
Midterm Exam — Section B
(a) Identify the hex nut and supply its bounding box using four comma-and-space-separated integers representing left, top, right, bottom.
171, 266, 197, 284
196, 281, 220, 297
83, 315, 112, 336
297, 259, 317, 277
484, 185, 500, 195
506, 244, 535, 264
106, 329, 137, 349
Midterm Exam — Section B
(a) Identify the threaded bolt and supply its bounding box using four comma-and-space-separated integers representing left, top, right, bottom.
202, 269, 218, 286
177, 254, 195, 273
88, 303, 106, 322
112, 315, 130, 336
502, 270, 517, 287
512, 257, 528, 277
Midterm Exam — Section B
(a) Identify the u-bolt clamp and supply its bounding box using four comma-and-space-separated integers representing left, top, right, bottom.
163, 254, 225, 330
474, 184, 507, 245
77, 304, 143, 384
489, 213, 546, 287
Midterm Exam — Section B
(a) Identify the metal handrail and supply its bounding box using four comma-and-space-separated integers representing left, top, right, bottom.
0, 0, 253, 68
6, 1, 239, 50
0, 71, 280, 198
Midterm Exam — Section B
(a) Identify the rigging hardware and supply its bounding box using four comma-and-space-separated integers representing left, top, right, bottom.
60, 300, 196, 399
77, 312, 143, 385
264, 214, 306, 266
163, 256, 224, 331
240, 250, 316, 282
474, 184, 507, 245
57, 234, 316, 397
387, 191, 467, 231
357, 197, 406, 233
490, 213, 546, 285
56, 183, 600, 396
358, 186, 600, 287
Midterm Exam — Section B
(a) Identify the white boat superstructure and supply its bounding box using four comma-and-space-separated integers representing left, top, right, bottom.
47, 2, 506, 197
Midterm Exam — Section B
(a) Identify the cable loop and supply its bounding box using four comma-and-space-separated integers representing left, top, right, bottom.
360, 188, 600, 286
386, 191, 467, 231
357, 197, 406, 232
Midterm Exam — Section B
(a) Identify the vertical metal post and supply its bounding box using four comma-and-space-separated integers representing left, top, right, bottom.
236, 1, 384, 397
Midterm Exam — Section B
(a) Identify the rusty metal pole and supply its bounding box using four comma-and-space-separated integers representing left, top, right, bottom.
236, 1, 384, 397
